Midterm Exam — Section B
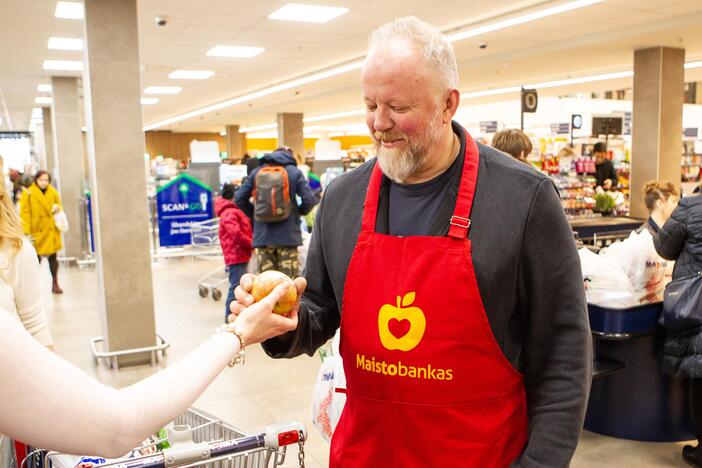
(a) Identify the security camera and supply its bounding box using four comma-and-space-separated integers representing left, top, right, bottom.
478, 41, 488, 49
154, 15, 169, 27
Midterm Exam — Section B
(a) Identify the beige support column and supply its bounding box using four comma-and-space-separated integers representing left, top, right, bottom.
225, 125, 247, 160
40, 107, 53, 170
83, 0, 156, 366
697, 82, 702, 105
50, 76, 84, 259
630, 47, 685, 218
277, 113, 304, 163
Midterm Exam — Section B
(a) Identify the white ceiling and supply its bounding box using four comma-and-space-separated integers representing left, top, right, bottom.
1, 0, 702, 134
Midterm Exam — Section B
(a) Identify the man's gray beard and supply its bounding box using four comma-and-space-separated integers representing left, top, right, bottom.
376, 145, 424, 184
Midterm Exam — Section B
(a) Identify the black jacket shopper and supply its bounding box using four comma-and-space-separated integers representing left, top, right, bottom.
654, 193, 702, 466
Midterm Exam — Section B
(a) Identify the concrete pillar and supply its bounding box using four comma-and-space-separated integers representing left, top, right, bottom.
630, 47, 685, 219
40, 107, 53, 170
50, 76, 84, 259
277, 113, 304, 164
83, 0, 156, 366
225, 125, 247, 160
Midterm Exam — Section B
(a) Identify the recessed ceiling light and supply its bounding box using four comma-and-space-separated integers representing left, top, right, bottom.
35, 97, 53, 104
42, 60, 83, 71
32, 108, 43, 114
168, 70, 215, 80
48, 37, 83, 51
685, 61, 702, 70
55, 1, 84, 20
268, 3, 349, 23
144, 86, 182, 95
206, 45, 264, 58
37, 84, 52, 93
141, 98, 160, 105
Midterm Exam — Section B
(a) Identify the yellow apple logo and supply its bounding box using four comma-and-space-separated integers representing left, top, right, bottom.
378, 292, 426, 352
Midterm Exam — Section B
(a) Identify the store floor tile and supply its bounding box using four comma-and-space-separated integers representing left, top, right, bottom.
40, 257, 692, 467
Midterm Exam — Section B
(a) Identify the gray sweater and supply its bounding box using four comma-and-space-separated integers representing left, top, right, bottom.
263, 123, 592, 467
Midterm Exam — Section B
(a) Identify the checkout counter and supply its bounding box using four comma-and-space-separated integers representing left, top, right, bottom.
585, 303, 695, 441
570, 216, 644, 243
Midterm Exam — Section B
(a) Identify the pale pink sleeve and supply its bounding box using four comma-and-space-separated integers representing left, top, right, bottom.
0, 311, 238, 458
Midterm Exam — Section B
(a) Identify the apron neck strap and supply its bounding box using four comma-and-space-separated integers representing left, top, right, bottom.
360, 128, 480, 238
360, 162, 383, 234
448, 129, 479, 239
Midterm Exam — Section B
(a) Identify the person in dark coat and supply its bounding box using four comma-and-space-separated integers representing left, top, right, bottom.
235, 147, 318, 278
654, 192, 702, 466
593, 142, 617, 190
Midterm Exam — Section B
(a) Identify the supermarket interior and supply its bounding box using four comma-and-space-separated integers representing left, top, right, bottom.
3, 0, 702, 467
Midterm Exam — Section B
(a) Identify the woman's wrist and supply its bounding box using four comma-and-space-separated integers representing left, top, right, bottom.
217, 323, 246, 367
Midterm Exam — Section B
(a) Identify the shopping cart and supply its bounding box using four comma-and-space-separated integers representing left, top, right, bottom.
42, 408, 307, 468
190, 218, 228, 300
198, 266, 229, 301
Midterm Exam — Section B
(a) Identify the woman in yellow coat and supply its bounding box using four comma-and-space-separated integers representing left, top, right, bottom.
20, 171, 63, 293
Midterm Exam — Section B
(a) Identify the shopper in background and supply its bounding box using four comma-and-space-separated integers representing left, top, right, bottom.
0, 283, 297, 459
491, 128, 533, 163
242, 153, 259, 176
0, 175, 54, 348
653, 189, 702, 466
235, 147, 318, 278
19, 170, 64, 294
231, 16, 591, 467
593, 141, 617, 190
216, 182, 253, 323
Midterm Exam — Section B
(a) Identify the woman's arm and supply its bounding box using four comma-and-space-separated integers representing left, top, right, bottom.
0, 284, 296, 458
13, 240, 53, 346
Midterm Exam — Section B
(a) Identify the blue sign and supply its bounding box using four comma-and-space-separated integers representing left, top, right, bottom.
156, 173, 213, 247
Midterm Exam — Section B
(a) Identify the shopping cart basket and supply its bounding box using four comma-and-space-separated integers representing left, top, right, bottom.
197, 267, 229, 301
190, 219, 221, 255
43, 408, 307, 468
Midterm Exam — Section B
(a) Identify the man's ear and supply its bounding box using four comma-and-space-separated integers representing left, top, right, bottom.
442, 89, 460, 123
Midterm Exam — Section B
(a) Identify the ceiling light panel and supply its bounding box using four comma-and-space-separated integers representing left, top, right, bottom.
42, 60, 83, 71
268, 3, 349, 23
35, 97, 52, 104
141, 98, 159, 105
55, 1, 84, 19
144, 86, 182, 95
206, 46, 265, 58
168, 70, 215, 80
48, 37, 83, 51
37, 84, 52, 93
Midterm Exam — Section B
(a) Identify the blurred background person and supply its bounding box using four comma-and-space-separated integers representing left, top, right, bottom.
653, 187, 702, 466
593, 141, 617, 191
216, 182, 253, 323
19, 170, 64, 294
491, 128, 533, 164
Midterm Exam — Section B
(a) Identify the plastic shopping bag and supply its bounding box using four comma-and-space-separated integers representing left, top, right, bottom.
579, 248, 636, 308
312, 331, 346, 441
601, 230, 669, 304
54, 210, 69, 233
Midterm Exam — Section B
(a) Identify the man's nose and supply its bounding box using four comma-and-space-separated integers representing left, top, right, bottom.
373, 107, 394, 133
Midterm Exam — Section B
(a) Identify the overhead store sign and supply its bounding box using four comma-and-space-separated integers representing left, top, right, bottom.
156, 173, 213, 247
684, 128, 698, 138
551, 123, 570, 134
623, 112, 632, 136
480, 121, 498, 134
521, 88, 538, 113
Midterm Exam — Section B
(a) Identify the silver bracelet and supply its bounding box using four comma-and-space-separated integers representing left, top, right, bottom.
217, 324, 246, 367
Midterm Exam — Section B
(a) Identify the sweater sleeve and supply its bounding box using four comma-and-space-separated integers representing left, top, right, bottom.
13, 240, 53, 346
0, 310, 240, 459
261, 190, 340, 358
235, 172, 255, 219
514, 179, 592, 468
654, 201, 688, 261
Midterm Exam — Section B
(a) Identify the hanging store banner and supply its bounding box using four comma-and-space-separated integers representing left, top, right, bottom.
156, 173, 213, 247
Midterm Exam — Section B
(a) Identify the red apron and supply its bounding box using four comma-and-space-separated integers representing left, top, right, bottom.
330, 130, 528, 467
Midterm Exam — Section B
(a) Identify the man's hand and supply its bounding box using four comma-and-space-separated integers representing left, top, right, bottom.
229, 273, 307, 344
603, 179, 613, 190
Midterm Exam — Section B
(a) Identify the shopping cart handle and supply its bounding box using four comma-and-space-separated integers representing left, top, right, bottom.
263, 422, 307, 450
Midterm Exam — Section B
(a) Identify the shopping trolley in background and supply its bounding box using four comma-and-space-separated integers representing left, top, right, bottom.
42, 408, 307, 468
190, 218, 228, 301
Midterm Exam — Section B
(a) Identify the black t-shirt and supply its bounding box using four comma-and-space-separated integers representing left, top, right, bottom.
595, 158, 617, 188
388, 150, 461, 237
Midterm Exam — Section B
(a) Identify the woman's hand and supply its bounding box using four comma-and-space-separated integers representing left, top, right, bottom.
230, 282, 303, 345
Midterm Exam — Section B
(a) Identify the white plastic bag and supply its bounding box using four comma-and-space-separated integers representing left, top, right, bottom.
312, 331, 346, 441
579, 248, 636, 308
54, 210, 69, 233
601, 230, 669, 304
